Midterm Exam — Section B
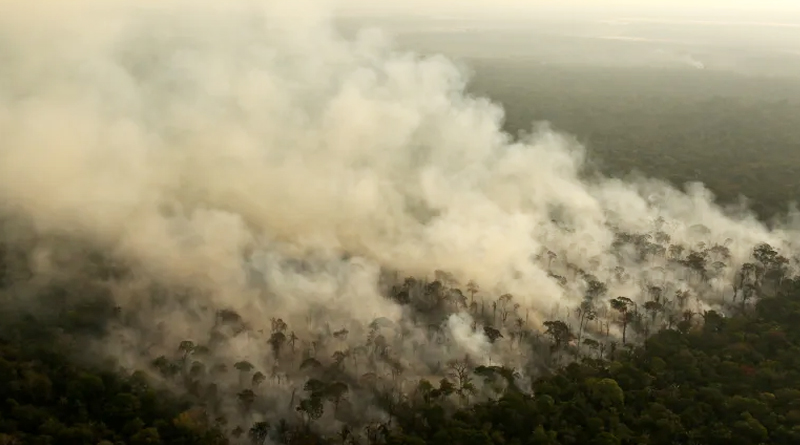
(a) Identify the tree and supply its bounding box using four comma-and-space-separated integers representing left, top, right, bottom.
297, 396, 324, 428
583, 338, 600, 359
735, 262, 759, 301
288, 331, 299, 355
303, 378, 328, 397
451, 288, 468, 309
325, 381, 349, 413
753, 242, 778, 270
130, 427, 160, 445
684, 251, 708, 281
591, 432, 621, 445
530, 426, 559, 445
576, 299, 597, 351
237, 389, 256, 413
188, 361, 205, 380
543, 320, 574, 359
270, 317, 287, 334
741, 283, 758, 310
447, 358, 476, 402
483, 326, 503, 343
338, 425, 355, 445
248, 421, 269, 445
643, 300, 663, 337
668, 244, 685, 260
675, 289, 691, 309
299, 357, 322, 372
268, 331, 286, 358
234, 360, 254, 373
251, 371, 266, 388
178, 340, 195, 359
585, 279, 608, 301
217, 309, 243, 326
497, 293, 514, 323
466, 281, 479, 306
610, 297, 634, 344
588, 378, 625, 409
234, 361, 255, 387
152, 355, 180, 378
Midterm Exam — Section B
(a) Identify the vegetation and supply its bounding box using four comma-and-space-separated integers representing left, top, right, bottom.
466, 61, 800, 221
388, 277, 800, 445
3, 233, 800, 444
386, 25, 800, 221
0, 318, 229, 444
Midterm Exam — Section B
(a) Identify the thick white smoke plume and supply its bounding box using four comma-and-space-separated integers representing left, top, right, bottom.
1, 0, 798, 435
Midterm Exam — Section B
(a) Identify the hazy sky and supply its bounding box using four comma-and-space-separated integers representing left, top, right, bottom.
335, 0, 800, 17
335, 0, 800, 58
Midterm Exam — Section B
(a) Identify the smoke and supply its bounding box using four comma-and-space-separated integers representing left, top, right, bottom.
1, 0, 798, 435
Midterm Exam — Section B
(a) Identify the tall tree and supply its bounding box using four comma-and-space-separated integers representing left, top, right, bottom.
610, 297, 634, 344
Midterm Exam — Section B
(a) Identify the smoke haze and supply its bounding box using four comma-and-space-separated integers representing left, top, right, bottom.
1, 0, 799, 434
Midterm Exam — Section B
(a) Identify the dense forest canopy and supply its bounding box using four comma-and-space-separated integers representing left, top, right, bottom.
379, 22, 800, 222
2, 1, 800, 444
465, 62, 800, 221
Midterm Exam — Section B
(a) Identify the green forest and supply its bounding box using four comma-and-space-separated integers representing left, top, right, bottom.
465, 60, 800, 221
2, 236, 800, 445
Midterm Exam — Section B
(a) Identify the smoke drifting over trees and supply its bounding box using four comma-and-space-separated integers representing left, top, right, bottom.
1, 0, 799, 440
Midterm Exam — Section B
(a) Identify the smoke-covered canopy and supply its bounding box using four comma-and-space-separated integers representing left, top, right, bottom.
1, 0, 798, 435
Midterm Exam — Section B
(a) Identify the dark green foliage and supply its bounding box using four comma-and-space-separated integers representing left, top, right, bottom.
386, 278, 800, 445
9, 274, 800, 445
0, 327, 229, 444
3, 223, 800, 445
